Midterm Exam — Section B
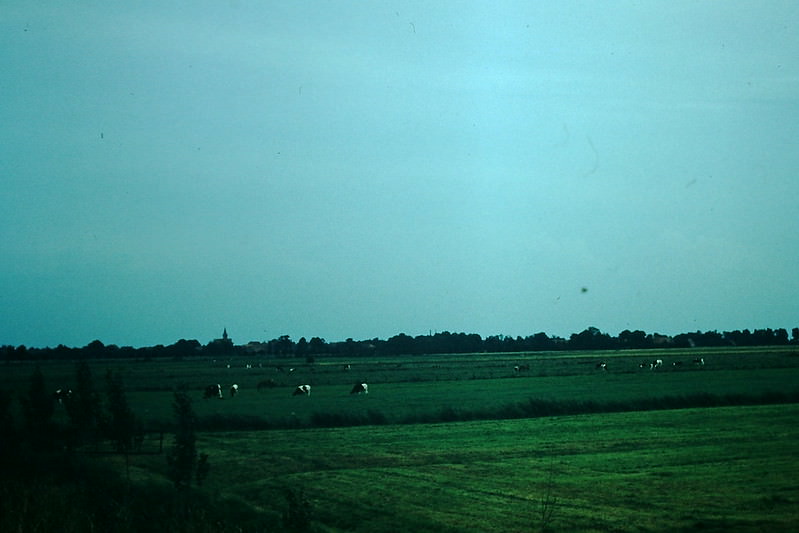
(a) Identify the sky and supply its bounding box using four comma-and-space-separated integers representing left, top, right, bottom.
2, 2, 798, 348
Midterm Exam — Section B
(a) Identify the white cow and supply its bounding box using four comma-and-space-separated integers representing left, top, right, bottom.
230, 384, 239, 397
350, 383, 368, 395
293, 384, 311, 396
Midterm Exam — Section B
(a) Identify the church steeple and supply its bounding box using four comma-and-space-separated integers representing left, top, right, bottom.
222, 328, 228, 341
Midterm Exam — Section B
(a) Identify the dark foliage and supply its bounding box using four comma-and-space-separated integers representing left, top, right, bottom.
20, 365, 57, 452
3, 326, 796, 361
65, 360, 101, 437
282, 487, 314, 533
0, 456, 271, 533
0, 390, 19, 465
166, 390, 212, 494
104, 369, 137, 454
1, 367, 266, 533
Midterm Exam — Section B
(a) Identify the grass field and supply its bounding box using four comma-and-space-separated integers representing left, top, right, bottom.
4, 345, 799, 429
117, 403, 799, 532
3, 345, 799, 531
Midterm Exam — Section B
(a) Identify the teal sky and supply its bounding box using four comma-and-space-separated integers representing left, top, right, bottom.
2, 2, 798, 348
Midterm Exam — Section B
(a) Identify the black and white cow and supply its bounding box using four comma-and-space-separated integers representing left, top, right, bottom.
694, 357, 705, 366
293, 384, 311, 396
350, 383, 368, 395
204, 384, 223, 399
595, 362, 607, 370
53, 388, 72, 404
230, 384, 239, 397
639, 359, 663, 370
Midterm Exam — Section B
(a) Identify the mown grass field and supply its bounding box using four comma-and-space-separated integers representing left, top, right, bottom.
118, 404, 799, 532
3, 345, 799, 531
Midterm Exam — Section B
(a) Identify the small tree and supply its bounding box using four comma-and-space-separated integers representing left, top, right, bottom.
20, 365, 55, 452
104, 370, 136, 451
0, 390, 19, 466
104, 369, 137, 480
166, 390, 205, 490
65, 360, 101, 444
166, 390, 211, 530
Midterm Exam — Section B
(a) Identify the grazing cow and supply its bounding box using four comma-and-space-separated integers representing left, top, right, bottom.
257, 379, 277, 391
596, 362, 607, 370
230, 384, 239, 397
651, 359, 663, 369
204, 384, 223, 399
694, 357, 705, 366
292, 384, 311, 396
344, 364, 352, 371
53, 388, 72, 404
672, 361, 683, 367
350, 383, 368, 395
514, 364, 530, 373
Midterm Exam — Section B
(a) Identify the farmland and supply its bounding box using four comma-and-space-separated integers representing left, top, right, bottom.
189, 405, 799, 532
2, 345, 799, 531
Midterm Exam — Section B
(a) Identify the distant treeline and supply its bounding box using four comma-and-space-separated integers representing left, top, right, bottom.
3, 326, 798, 361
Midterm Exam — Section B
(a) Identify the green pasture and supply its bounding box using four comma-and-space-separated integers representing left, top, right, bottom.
3, 345, 799, 429
127, 365, 799, 430
118, 403, 799, 532
4, 346, 799, 530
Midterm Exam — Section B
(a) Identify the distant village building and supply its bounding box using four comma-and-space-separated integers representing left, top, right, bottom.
206, 328, 234, 354
244, 341, 269, 356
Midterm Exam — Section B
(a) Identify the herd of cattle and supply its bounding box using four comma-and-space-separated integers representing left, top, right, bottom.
594, 357, 705, 371
201, 357, 707, 399
202, 382, 369, 399
200, 356, 707, 399
50, 356, 708, 407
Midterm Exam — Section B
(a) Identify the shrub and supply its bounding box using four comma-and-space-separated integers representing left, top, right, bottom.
166, 391, 201, 490
282, 487, 314, 533
20, 365, 56, 452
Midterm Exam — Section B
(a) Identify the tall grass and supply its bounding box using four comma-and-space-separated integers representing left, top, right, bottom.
187, 389, 799, 430
0, 453, 274, 533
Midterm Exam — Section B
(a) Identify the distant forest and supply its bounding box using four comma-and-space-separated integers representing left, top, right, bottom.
3, 326, 798, 361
